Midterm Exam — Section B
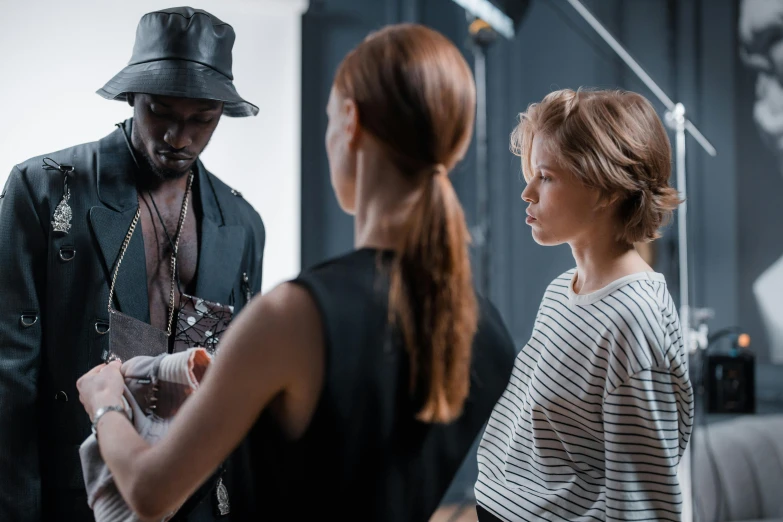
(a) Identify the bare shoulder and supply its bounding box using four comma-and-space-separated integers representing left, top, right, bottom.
252, 282, 321, 333
229, 282, 325, 437
228, 282, 324, 380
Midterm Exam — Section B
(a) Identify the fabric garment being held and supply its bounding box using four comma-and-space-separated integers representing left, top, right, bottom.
80, 348, 212, 522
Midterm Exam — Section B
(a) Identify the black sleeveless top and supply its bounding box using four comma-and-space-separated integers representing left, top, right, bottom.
243, 249, 516, 521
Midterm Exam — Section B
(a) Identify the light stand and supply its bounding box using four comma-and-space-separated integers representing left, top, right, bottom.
562, 1, 718, 520
469, 20, 495, 296
450, 0, 529, 296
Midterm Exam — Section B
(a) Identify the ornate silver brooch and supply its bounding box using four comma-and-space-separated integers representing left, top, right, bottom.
43, 157, 74, 236
51, 186, 72, 234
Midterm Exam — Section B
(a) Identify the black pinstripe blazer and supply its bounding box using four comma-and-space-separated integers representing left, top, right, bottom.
0, 119, 265, 521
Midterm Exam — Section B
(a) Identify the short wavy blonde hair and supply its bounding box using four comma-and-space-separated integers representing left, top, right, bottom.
511, 88, 681, 244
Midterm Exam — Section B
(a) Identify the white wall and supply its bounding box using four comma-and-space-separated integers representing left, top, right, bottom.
0, 0, 307, 293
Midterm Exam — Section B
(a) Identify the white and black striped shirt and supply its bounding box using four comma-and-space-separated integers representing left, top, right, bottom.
476, 269, 694, 521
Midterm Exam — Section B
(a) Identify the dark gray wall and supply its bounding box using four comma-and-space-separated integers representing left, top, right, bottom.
301, 0, 744, 352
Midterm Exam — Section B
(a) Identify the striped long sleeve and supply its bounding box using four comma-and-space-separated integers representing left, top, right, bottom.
603, 369, 691, 521
476, 269, 694, 522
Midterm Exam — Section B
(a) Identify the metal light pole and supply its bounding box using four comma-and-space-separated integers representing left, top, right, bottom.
470, 22, 492, 296
450, 1, 523, 296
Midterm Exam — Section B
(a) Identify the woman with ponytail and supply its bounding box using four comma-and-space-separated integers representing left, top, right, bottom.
76, 23, 516, 521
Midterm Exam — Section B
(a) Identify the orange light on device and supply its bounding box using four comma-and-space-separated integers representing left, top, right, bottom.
738, 333, 751, 348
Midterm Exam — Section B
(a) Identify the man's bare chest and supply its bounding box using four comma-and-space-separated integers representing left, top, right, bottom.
138, 191, 199, 329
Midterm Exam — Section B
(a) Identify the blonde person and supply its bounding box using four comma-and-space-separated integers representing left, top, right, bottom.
75, 24, 516, 522
475, 89, 694, 522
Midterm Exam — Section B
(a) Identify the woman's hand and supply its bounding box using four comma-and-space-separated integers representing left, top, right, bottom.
77, 360, 125, 420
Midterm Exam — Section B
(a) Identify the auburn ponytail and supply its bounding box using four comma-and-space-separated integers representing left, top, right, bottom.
389, 169, 477, 423
334, 24, 479, 423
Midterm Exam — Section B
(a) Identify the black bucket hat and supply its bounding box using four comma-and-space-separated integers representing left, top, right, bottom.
97, 6, 258, 117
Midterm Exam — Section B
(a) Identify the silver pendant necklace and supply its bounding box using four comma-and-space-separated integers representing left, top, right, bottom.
216, 476, 230, 515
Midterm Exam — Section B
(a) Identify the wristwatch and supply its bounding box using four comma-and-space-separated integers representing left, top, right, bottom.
91, 404, 130, 438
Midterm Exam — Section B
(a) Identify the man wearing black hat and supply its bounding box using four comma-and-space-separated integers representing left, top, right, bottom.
0, 7, 264, 521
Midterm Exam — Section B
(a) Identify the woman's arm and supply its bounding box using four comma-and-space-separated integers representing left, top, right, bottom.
77, 282, 324, 520
602, 368, 692, 522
